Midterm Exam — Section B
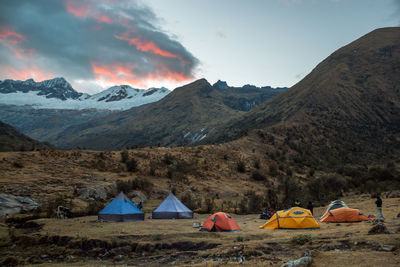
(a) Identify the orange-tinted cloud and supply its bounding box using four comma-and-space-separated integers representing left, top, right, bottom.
0, 29, 26, 43
115, 33, 185, 62
91, 61, 192, 87
0, 27, 34, 59
0, 65, 54, 82
93, 13, 113, 24
65, 0, 91, 18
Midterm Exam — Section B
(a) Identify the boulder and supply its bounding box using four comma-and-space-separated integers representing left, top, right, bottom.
281, 257, 312, 267
128, 191, 147, 203
0, 194, 38, 216
368, 223, 390, 235
78, 184, 115, 201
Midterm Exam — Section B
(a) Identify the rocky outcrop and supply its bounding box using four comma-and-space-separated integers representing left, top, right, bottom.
78, 184, 116, 201
368, 223, 390, 234
281, 257, 312, 267
0, 194, 38, 216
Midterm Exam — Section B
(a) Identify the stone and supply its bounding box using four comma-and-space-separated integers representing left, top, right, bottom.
192, 223, 201, 228
0, 194, 38, 216
128, 191, 147, 203
281, 256, 312, 267
78, 185, 114, 201
368, 223, 390, 235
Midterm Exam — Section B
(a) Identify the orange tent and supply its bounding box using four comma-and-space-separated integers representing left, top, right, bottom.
200, 212, 241, 232
320, 207, 369, 223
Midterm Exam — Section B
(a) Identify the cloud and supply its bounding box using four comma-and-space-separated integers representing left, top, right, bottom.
0, 0, 199, 92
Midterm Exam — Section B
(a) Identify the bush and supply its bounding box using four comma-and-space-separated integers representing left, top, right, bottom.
203, 198, 214, 213
120, 150, 129, 163
238, 196, 248, 214
87, 200, 104, 215
291, 234, 312, 245
247, 191, 263, 213
95, 159, 106, 171
235, 236, 245, 242
253, 160, 260, 169
12, 161, 23, 168
116, 178, 153, 194
269, 164, 278, 176
126, 158, 138, 172
237, 161, 246, 173
251, 170, 266, 181
181, 192, 198, 210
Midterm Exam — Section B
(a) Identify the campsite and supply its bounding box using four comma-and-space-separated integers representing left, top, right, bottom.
0, 1, 400, 266
1, 191, 399, 266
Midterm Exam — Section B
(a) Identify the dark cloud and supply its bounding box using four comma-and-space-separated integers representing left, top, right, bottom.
0, 0, 199, 91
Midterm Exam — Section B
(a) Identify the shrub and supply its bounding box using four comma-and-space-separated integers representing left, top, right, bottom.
235, 236, 245, 242
247, 191, 263, 213
269, 164, 278, 177
238, 196, 248, 214
237, 160, 246, 173
203, 198, 214, 213
253, 159, 260, 169
181, 192, 197, 210
120, 150, 129, 163
163, 153, 174, 165
126, 158, 138, 172
291, 234, 312, 245
251, 170, 266, 181
116, 178, 153, 195
12, 161, 23, 168
94, 159, 106, 171
87, 200, 104, 215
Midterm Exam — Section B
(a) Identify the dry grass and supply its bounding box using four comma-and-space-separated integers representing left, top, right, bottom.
3, 196, 393, 266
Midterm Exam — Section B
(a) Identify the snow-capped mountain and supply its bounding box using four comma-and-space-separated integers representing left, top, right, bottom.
0, 78, 170, 110
0, 77, 81, 100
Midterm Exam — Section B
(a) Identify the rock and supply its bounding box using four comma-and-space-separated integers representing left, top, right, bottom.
192, 222, 201, 228
368, 223, 390, 235
0, 194, 38, 216
303, 250, 316, 257
128, 191, 147, 203
281, 256, 312, 267
78, 185, 113, 201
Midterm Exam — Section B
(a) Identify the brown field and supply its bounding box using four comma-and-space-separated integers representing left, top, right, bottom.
0, 194, 399, 266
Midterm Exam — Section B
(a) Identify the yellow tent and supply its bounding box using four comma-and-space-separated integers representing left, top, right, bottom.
259, 207, 319, 229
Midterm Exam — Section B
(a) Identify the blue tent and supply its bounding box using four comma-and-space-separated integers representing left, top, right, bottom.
152, 193, 193, 219
98, 192, 144, 222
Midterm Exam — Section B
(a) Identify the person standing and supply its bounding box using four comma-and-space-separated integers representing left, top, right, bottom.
294, 198, 301, 207
376, 195, 385, 221
307, 201, 314, 215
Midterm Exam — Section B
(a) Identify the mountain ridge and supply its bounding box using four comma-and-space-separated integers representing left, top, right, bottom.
202, 27, 400, 165
0, 78, 171, 110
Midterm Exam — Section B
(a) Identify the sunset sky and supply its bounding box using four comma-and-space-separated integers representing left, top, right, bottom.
0, 0, 398, 93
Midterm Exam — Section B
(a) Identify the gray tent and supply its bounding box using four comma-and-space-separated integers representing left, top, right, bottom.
152, 193, 193, 219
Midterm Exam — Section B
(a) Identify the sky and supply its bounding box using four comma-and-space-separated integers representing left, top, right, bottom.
0, 0, 398, 94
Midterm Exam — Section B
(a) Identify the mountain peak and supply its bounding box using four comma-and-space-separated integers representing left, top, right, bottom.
213, 80, 229, 89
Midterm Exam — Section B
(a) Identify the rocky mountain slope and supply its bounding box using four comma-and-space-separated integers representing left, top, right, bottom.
0, 78, 170, 110
51, 79, 286, 149
203, 27, 400, 165
0, 104, 115, 143
0, 121, 51, 151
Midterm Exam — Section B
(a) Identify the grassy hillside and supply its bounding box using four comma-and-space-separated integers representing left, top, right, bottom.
205, 27, 400, 166
53, 79, 285, 150
0, 121, 51, 152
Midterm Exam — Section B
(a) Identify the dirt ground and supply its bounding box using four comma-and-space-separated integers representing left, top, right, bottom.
0, 195, 399, 266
